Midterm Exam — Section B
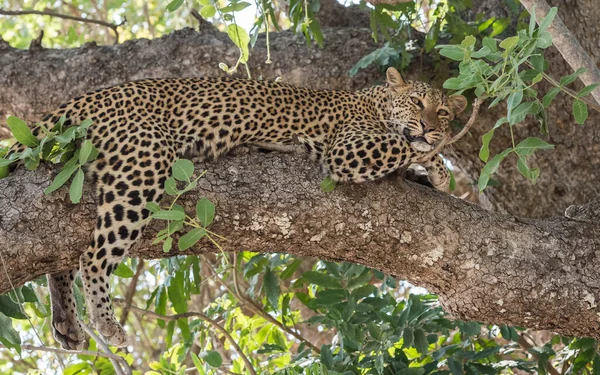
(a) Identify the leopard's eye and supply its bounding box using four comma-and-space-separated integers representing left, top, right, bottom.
437, 109, 449, 117
410, 97, 423, 107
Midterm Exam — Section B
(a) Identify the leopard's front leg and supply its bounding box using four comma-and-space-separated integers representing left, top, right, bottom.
421, 154, 449, 190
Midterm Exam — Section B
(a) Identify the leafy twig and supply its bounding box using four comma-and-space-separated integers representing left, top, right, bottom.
206, 256, 321, 354
516, 333, 560, 375
0, 9, 125, 44
519, 0, 600, 105
114, 299, 257, 375
80, 323, 131, 375
0, 343, 131, 373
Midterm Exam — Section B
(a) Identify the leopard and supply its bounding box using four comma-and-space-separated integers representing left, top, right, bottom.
7, 67, 467, 350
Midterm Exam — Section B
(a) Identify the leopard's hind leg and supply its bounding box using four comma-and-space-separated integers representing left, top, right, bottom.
48, 270, 84, 350
80, 142, 172, 346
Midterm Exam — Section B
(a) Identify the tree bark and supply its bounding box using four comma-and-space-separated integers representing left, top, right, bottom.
1, 152, 600, 339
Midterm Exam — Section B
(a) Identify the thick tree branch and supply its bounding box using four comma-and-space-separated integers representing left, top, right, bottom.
1, 151, 600, 339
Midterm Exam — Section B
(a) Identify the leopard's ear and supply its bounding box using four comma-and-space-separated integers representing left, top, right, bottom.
386, 67, 408, 93
447, 95, 468, 116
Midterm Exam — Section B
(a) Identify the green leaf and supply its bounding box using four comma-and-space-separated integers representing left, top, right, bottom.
20, 285, 38, 303
55, 127, 78, 144
573, 100, 588, 124
402, 326, 414, 348
0, 313, 21, 355
579, 84, 600, 97
113, 263, 135, 278
517, 157, 541, 183
264, 267, 280, 309
438, 45, 465, 61
538, 7, 558, 33
414, 328, 428, 354
178, 228, 206, 251
191, 352, 204, 372
280, 259, 302, 279
536, 31, 552, 48
320, 176, 337, 192
200, 4, 216, 18
163, 237, 173, 252
167, 271, 187, 313
220, 1, 251, 12
303, 271, 342, 288
448, 357, 463, 375
152, 210, 186, 221
0, 158, 15, 168
443, 78, 462, 90
227, 24, 250, 63
172, 159, 194, 181
530, 55, 546, 72
479, 118, 507, 163
44, 164, 78, 194
196, 198, 215, 227
460, 35, 476, 48
166, 0, 184, 11
7, 116, 38, 147
164, 177, 179, 195
560, 67, 586, 86
542, 87, 561, 108
146, 202, 161, 213
0, 295, 28, 319
514, 137, 554, 157
507, 91, 523, 110
69, 168, 85, 203
499, 36, 519, 50
508, 101, 540, 125
321, 345, 333, 369
348, 44, 399, 77
199, 351, 223, 367
478, 149, 512, 192
482, 37, 497, 53
77, 119, 94, 132
79, 140, 94, 165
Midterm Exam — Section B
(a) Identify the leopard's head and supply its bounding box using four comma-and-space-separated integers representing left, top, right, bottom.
385, 67, 468, 152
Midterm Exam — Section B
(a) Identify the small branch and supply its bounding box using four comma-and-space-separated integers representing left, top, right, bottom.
80, 323, 131, 375
0, 344, 131, 370
516, 333, 560, 375
0, 9, 125, 44
205, 257, 321, 354
519, 0, 600, 105
114, 299, 257, 375
119, 260, 145, 325
418, 98, 483, 163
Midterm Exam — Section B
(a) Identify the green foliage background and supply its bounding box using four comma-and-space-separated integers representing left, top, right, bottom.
1, 0, 600, 374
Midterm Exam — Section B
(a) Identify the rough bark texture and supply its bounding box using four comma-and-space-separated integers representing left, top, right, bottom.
1, 153, 600, 339
2, 0, 600, 338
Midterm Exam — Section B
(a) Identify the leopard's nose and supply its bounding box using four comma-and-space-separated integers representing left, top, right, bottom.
420, 119, 435, 132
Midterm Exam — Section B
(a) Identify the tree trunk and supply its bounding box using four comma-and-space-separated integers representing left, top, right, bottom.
1, 153, 600, 339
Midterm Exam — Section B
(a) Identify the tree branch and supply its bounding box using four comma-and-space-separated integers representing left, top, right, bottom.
115, 299, 257, 375
0, 9, 125, 44
2, 151, 600, 339
519, 0, 600, 104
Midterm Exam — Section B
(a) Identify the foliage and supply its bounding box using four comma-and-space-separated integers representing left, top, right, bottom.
436, 7, 598, 191
0, 115, 98, 203
145, 159, 221, 253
